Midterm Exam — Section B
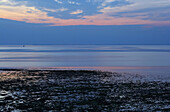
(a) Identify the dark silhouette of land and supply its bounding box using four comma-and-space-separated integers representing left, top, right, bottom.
0, 70, 170, 111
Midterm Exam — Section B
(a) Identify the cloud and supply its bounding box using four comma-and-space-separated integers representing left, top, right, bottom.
68, 1, 80, 5
54, 0, 63, 4
43, 7, 68, 12
70, 10, 83, 15
101, 0, 116, 7
0, 1, 57, 24
0, 0, 170, 26
100, 0, 170, 15
0, 0, 27, 6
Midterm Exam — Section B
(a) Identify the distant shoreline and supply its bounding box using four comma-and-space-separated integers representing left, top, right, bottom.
1, 44, 170, 46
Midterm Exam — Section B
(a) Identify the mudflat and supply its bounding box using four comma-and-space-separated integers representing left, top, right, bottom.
0, 69, 170, 111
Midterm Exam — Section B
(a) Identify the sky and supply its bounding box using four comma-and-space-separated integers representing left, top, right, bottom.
0, 0, 170, 45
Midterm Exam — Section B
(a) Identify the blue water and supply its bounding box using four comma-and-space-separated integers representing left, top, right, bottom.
0, 45, 170, 68
1, 45, 170, 81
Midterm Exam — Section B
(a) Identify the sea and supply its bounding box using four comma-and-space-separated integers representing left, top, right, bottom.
0, 45, 170, 81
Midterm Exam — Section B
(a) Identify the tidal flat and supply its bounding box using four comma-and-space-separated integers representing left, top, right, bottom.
0, 69, 170, 112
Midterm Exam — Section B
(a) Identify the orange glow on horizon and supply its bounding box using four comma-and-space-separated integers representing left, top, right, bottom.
1, 1, 170, 26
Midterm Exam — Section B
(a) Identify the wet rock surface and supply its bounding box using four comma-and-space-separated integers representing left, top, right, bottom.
0, 70, 170, 111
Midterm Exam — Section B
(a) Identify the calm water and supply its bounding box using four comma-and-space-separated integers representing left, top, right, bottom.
0, 45, 170, 69
0, 45, 170, 81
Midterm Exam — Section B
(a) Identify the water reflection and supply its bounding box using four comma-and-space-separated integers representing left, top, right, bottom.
0, 45, 170, 68
0, 70, 169, 111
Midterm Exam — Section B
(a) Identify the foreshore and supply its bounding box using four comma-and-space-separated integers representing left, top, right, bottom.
0, 69, 170, 111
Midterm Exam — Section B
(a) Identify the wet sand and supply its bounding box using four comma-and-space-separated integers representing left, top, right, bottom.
0, 69, 170, 111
